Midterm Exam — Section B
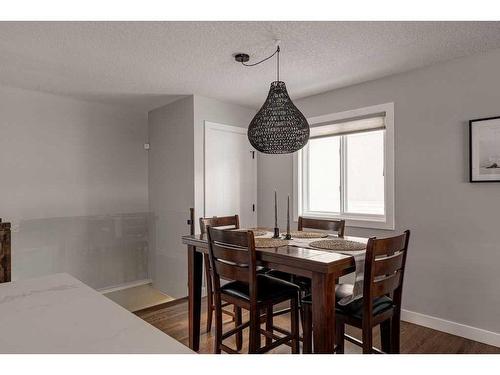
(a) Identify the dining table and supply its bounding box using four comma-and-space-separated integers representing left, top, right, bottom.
182, 231, 368, 353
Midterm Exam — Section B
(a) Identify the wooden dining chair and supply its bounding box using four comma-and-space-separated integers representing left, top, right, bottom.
298, 216, 345, 237
199, 215, 241, 335
267, 217, 346, 315
302, 230, 411, 354
0, 221, 12, 284
207, 227, 300, 354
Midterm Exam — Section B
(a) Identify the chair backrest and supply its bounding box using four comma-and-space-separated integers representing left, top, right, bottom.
0, 222, 12, 283
363, 230, 411, 319
206, 227, 258, 301
297, 216, 345, 237
199, 215, 240, 235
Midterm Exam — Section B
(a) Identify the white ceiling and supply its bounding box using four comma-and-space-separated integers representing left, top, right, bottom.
1, 21, 500, 111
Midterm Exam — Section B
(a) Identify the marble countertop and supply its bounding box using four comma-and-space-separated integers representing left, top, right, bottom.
0, 273, 193, 354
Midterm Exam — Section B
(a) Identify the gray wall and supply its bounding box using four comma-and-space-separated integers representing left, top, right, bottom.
0, 85, 149, 289
258, 49, 500, 333
147, 95, 255, 296
148, 96, 194, 297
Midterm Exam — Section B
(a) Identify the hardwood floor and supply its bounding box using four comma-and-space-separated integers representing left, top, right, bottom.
135, 298, 500, 354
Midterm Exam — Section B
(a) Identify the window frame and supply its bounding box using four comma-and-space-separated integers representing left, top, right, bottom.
293, 102, 395, 230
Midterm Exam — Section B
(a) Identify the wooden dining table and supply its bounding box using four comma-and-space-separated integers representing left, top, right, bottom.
182, 232, 368, 353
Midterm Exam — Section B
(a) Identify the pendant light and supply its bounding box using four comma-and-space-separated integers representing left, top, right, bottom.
235, 45, 310, 154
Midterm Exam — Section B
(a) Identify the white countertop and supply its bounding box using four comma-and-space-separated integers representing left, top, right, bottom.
0, 273, 193, 354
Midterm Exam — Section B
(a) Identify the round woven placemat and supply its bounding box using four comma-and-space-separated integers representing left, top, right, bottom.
255, 238, 289, 248
309, 239, 366, 251
233, 228, 267, 237
249, 228, 269, 237
284, 231, 328, 239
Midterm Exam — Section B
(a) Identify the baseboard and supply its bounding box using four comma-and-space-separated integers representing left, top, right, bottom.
401, 309, 500, 348
98, 279, 152, 294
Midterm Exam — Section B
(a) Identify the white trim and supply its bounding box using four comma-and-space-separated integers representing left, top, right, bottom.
98, 279, 152, 294
293, 102, 395, 230
402, 309, 500, 348
204, 121, 247, 135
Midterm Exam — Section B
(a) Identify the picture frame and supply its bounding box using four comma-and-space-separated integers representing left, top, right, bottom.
469, 116, 500, 182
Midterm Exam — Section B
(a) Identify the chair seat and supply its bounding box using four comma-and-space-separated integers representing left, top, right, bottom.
302, 285, 394, 320
221, 274, 299, 304
335, 295, 393, 320
265, 270, 311, 291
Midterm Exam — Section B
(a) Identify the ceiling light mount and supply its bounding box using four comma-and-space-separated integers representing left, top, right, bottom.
234, 53, 250, 63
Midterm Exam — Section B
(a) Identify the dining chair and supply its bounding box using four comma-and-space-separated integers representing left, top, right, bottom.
207, 227, 300, 354
302, 230, 411, 354
298, 216, 345, 237
267, 217, 346, 318
199, 215, 241, 336
0, 221, 12, 284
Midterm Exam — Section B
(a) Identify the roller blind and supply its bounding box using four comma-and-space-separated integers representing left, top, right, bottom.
309, 113, 386, 139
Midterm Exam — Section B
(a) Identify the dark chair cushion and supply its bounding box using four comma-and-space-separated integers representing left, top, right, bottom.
335, 295, 393, 320
266, 270, 311, 292
221, 274, 300, 304
302, 291, 394, 320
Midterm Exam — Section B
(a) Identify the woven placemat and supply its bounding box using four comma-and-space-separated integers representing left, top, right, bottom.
309, 239, 366, 251
255, 238, 289, 248
233, 229, 267, 237
249, 228, 269, 237
250, 227, 272, 232
284, 231, 328, 239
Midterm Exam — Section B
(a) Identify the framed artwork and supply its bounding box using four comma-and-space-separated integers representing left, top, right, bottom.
470, 116, 500, 182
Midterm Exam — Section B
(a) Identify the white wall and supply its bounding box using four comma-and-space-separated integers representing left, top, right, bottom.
258, 49, 500, 335
0, 85, 149, 289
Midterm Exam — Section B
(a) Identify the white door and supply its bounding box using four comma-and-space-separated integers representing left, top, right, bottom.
204, 122, 257, 228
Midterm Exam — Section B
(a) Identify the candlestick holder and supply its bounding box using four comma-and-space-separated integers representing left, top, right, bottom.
273, 227, 280, 238
285, 195, 292, 240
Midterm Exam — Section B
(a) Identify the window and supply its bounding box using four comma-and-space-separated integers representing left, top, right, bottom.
294, 103, 394, 229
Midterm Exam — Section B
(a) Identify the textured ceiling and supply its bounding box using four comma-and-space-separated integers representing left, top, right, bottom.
1, 21, 500, 111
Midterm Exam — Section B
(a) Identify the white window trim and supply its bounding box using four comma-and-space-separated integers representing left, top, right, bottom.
293, 102, 395, 230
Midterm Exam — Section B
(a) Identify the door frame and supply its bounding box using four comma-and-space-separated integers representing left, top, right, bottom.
203, 121, 257, 223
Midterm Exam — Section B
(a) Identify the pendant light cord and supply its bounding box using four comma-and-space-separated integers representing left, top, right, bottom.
277, 46, 279, 81
241, 46, 281, 81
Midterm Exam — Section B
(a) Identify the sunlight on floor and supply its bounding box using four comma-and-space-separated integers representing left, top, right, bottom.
104, 283, 174, 312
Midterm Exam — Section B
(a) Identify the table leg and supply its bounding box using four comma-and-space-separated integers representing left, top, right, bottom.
311, 272, 336, 353
188, 245, 203, 351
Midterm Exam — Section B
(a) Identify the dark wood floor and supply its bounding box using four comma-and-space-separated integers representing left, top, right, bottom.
135, 298, 500, 354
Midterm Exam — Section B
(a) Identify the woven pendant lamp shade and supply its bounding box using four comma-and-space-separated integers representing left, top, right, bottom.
248, 81, 310, 154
